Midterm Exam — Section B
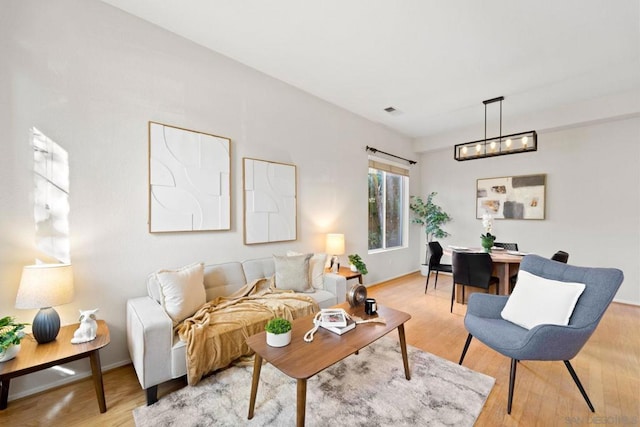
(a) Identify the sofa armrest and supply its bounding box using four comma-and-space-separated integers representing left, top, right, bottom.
126, 296, 174, 390
323, 273, 347, 304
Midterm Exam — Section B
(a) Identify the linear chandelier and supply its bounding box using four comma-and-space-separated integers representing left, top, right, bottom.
454, 96, 537, 161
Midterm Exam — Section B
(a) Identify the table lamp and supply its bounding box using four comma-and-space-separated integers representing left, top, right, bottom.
15, 264, 74, 344
325, 233, 345, 273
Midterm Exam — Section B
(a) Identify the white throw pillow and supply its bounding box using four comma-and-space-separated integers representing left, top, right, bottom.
501, 270, 586, 330
287, 251, 327, 289
155, 262, 206, 326
274, 253, 313, 293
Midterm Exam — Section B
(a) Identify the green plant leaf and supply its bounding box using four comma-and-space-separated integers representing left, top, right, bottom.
409, 192, 452, 242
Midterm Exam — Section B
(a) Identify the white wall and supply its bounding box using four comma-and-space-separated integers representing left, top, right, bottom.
0, 0, 420, 399
418, 116, 640, 305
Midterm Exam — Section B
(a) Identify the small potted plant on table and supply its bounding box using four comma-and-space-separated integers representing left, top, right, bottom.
0, 316, 29, 362
265, 317, 292, 347
348, 254, 368, 275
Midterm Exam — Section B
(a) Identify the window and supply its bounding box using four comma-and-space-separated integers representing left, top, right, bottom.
368, 158, 409, 251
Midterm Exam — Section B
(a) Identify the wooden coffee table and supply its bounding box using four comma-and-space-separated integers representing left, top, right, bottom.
246, 303, 411, 427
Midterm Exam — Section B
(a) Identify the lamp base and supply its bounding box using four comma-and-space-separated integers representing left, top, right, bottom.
32, 307, 61, 344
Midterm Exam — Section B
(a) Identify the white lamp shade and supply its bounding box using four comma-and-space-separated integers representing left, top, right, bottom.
325, 233, 345, 255
15, 264, 75, 309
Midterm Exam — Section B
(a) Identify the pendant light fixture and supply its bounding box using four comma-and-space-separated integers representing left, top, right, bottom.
454, 96, 537, 161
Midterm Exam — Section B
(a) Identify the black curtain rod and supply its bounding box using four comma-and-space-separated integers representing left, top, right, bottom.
366, 146, 417, 165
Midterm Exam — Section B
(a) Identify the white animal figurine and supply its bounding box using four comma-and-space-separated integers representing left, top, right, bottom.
71, 309, 99, 344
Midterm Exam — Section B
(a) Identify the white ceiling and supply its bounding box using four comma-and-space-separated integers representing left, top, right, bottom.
100, 0, 640, 142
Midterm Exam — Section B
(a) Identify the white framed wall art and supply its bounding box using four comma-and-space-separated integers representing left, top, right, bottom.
148, 121, 231, 232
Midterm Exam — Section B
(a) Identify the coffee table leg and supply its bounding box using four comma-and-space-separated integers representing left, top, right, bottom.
89, 350, 107, 413
397, 324, 411, 380
297, 378, 307, 427
248, 353, 263, 419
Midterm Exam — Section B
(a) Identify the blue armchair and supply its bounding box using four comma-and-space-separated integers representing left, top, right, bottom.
458, 254, 624, 414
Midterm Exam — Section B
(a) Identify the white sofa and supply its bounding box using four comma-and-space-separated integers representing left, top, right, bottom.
126, 257, 347, 405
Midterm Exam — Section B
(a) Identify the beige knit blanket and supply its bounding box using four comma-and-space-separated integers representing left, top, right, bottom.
177, 276, 319, 385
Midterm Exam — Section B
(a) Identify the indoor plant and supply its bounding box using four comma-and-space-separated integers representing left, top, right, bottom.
265, 317, 292, 347
409, 192, 452, 269
0, 316, 28, 362
347, 254, 368, 275
481, 213, 496, 252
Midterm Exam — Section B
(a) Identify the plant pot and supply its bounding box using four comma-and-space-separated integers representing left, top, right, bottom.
0, 344, 21, 362
481, 237, 495, 253
350, 264, 358, 272
266, 331, 291, 347
420, 264, 430, 276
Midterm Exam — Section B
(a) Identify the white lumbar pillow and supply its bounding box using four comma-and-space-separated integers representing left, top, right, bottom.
155, 262, 206, 326
501, 270, 586, 330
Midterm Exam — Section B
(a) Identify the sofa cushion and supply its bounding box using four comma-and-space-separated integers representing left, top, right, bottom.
203, 262, 247, 301
501, 270, 586, 330
287, 251, 328, 289
273, 253, 314, 293
155, 262, 207, 326
243, 258, 276, 282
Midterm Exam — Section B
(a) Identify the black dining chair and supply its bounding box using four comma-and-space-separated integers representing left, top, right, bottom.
494, 242, 519, 251
424, 242, 453, 293
511, 250, 570, 291
451, 251, 500, 313
551, 250, 570, 263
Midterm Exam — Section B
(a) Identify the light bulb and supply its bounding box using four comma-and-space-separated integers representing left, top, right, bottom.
522, 136, 528, 147
505, 138, 512, 148
475, 144, 481, 153
462, 146, 468, 155
490, 141, 496, 151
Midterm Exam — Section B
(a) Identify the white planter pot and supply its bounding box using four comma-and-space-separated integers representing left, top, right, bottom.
420, 265, 430, 276
0, 344, 21, 362
350, 264, 358, 272
266, 331, 291, 347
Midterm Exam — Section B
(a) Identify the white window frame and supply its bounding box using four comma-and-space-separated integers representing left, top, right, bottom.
368, 156, 409, 254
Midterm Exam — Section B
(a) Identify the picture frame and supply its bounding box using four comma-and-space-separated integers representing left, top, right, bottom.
148, 121, 231, 233
476, 173, 546, 220
243, 158, 297, 244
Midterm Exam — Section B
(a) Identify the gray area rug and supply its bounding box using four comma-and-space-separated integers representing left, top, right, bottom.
133, 335, 494, 426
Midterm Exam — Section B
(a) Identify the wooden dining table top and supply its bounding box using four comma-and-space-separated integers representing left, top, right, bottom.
444, 247, 525, 263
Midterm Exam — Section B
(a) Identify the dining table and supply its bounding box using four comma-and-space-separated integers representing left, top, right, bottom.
444, 247, 525, 303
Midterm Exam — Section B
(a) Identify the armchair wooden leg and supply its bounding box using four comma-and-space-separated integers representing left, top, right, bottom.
508, 358, 518, 414
564, 360, 595, 412
459, 334, 473, 365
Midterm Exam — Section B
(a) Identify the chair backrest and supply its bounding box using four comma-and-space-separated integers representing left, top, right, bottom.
452, 252, 494, 289
551, 250, 569, 263
494, 242, 519, 251
428, 241, 444, 267
519, 255, 623, 329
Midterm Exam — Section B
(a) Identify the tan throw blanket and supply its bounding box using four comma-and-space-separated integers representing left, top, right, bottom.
177, 276, 319, 385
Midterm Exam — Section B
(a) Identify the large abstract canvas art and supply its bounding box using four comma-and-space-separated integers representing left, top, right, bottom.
476, 174, 546, 220
243, 158, 297, 244
149, 122, 231, 232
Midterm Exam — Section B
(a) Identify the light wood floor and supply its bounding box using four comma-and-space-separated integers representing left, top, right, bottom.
2, 272, 638, 426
